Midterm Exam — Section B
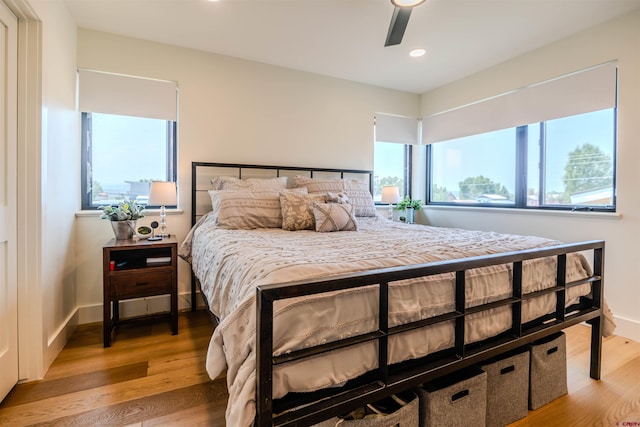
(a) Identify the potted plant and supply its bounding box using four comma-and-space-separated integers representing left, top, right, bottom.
396, 196, 422, 224
100, 199, 145, 240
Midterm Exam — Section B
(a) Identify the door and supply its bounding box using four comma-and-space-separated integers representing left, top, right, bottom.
0, 0, 18, 402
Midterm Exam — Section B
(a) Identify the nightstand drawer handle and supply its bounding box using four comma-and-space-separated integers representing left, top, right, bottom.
136, 282, 150, 286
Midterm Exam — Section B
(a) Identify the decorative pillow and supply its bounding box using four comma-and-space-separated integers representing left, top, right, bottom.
313, 202, 358, 232
280, 192, 327, 231
325, 192, 350, 204
211, 176, 288, 191
293, 176, 345, 194
294, 176, 375, 217
208, 190, 283, 229
344, 180, 377, 217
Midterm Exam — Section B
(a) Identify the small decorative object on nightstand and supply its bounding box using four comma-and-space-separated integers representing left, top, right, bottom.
381, 185, 400, 221
102, 236, 178, 347
148, 181, 177, 238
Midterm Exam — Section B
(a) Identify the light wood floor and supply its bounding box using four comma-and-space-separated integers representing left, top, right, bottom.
0, 311, 638, 426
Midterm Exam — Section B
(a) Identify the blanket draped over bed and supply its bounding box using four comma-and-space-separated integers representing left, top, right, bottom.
180, 214, 614, 426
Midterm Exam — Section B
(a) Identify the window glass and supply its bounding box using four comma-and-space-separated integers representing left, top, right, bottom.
374, 141, 407, 202
430, 128, 516, 205
534, 109, 615, 207
81, 112, 176, 209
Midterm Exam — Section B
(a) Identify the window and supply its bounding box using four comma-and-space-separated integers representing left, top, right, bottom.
374, 141, 410, 202
429, 128, 516, 205
527, 109, 615, 208
81, 113, 177, 209
373, 113, 419, 203
428, 108, 616, 211
78, 70, 178, 210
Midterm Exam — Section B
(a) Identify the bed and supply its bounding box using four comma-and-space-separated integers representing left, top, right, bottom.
181, 161, 611, 427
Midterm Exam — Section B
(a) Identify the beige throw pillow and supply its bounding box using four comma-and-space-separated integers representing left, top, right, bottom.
280, 192, 327, 231
313, 202, 358, 232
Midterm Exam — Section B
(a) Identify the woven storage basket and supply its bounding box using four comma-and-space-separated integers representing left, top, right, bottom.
417, 367, 487, 427
529, 332, 568, 410
480, 350, 530, 427
314, 390, 419, 427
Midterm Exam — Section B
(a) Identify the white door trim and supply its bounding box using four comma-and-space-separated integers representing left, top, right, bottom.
4, 0, 44, 381
0, 0, 18, 400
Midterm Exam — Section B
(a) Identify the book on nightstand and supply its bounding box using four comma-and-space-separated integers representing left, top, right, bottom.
146, 256, 172, 265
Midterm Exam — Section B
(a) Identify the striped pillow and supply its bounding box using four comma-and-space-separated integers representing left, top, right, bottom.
208, 190, 283, 229
294, 176, 376, 217
344, 180, 377, 217
211, 176, 288, 191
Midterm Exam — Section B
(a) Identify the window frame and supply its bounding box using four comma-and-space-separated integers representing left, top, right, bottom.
80, 112, 178, 211
426, 109, 617, 212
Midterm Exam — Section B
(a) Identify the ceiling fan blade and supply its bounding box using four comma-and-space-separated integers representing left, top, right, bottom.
385, 6, 413, 47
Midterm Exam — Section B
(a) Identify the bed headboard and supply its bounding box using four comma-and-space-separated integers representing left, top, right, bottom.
191, 162, 374, 226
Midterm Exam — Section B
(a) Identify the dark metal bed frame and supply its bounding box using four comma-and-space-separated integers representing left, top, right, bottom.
190, 161, 604, 427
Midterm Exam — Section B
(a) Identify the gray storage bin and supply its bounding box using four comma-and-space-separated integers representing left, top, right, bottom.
314, 390, 419, 427
529, 332, 568, 410
417, 367, 487, 427
480, 350, 530, 427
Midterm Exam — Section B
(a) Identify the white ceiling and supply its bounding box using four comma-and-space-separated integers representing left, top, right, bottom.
63, 0, 640, 94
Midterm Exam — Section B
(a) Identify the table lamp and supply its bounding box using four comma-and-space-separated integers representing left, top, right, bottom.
148, 181, 177, 238
381, 186, 400, 220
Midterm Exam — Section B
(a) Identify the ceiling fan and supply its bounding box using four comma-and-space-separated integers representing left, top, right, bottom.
385, 0, 426, 47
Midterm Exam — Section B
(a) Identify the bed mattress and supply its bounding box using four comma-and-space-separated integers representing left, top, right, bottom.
182, 214, 594, 426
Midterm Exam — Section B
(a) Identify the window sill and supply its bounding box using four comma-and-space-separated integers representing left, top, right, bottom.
423, 204, 622, 219
75, 208, 184, 218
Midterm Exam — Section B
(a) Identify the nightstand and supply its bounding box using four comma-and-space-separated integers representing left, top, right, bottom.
102, 236, 178, 347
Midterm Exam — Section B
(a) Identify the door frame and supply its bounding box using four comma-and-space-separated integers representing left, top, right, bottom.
4, 0, 44, 381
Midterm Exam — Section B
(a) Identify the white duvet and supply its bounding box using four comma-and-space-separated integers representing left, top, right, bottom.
182, 214, 601, 426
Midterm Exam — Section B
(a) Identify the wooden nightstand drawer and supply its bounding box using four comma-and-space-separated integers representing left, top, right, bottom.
110, 269, 173, 299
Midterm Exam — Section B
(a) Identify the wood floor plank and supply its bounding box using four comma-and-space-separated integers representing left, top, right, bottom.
27, 379, 227, 427
0, 362, 148, 408
142, 400, 228, 426
0, 365, 212, 425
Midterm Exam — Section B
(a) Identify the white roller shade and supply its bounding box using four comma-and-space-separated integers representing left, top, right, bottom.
423, 61, 617, 144
78, 70, 177, 121
375, 113, 419, 145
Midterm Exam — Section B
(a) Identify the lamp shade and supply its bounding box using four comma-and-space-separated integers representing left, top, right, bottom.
381, 186, 401, 204
148, 181, 177, 206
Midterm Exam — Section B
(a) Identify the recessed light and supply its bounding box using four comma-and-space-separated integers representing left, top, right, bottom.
409, 48, 426, 58
391, 0, 426, 7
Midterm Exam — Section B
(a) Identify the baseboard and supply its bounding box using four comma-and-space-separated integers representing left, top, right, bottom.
44, 308, 79, 372
78, 291, 206, 325
611, 314, 640, 342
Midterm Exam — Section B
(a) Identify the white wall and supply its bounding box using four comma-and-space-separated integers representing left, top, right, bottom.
75, 29, 420, 321
29, 0, 79, 370
419, 10, 640, 341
